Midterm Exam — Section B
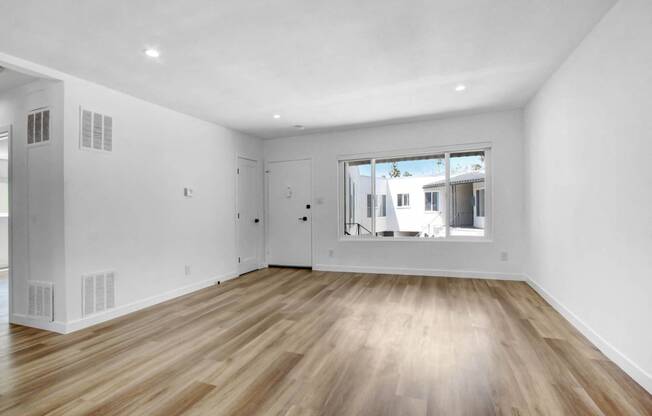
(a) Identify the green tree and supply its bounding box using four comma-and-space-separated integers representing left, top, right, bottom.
435, 158, 445, 174
389, 162, 401, 178
402, 171, 412, 177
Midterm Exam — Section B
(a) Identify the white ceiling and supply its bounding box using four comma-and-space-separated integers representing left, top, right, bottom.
0, 66, 37, 94
0, 0, 615, 138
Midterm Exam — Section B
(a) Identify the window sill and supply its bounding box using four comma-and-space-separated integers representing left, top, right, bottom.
339, 236, 492, 243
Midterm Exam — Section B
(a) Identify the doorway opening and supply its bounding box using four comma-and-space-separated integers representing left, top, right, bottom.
0, 126, 10, 323
236, 155, 263, 275
0, 65, 42, 325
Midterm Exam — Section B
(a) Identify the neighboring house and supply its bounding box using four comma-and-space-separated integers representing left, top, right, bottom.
345, 168, 485, 237
422, 170, 486, 230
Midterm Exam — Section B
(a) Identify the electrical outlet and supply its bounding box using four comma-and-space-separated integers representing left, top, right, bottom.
500, 251, 509, 262
328, 249, 334, 258
185, 265, 191, 275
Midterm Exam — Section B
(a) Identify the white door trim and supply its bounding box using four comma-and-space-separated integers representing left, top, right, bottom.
235, 153, 262, 275
264, 157, 314, 268
1, 124, 13, 322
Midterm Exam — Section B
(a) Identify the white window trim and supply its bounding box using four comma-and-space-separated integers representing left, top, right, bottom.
396, 193, 411, 208
338, 142, 492, 242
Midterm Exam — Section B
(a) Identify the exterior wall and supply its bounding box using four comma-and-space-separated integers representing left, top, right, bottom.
473, 182, 485, 229
384, 177, 444, 236
450, 183, 473, 227
344, 167, 373, 234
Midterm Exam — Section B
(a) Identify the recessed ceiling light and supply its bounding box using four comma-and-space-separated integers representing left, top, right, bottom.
273, 114, 281, 119
144, 48, 160, 58
455, 84, 467, 92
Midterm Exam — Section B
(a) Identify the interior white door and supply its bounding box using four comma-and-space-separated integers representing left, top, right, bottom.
267, 159, 312, 267
237, 157, 260, 275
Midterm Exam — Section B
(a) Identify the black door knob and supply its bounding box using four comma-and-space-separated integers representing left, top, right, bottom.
299, 216, 308, 221
254, 218, 260, 223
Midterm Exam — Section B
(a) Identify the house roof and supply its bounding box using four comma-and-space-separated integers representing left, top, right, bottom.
423, 170, 485, 188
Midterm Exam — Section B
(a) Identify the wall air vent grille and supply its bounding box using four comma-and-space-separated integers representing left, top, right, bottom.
27, 108, 51, 145
27, 281, 54, 321
80, 106, 113, 152
82, 271, 116, 317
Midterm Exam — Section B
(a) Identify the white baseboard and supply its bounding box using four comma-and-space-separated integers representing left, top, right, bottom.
313, 264, 523, 281
10, 314, 67, 333
63, 270, 239, 334
526, 275, 651, 394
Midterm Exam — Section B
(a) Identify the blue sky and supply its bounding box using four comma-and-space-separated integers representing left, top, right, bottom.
358, 155, 483, 177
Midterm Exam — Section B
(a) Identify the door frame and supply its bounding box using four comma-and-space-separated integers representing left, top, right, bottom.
235, 153, 263, 275
264, 157, 314, 268
1, 124, 13, 322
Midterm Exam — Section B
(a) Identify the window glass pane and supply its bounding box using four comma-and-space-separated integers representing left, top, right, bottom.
367, 194, 373, 218
424, 191, 440, 212
396, 193, 410, 207
374, 155, 446, 238
378, 194, 387, 217
449, 151, 485, 237
344, 160, 373, 236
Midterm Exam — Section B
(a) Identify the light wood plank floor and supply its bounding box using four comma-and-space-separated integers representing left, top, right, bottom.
0, 267, 650, 415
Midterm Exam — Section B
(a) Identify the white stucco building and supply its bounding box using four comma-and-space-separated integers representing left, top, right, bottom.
344, 167, 485, 237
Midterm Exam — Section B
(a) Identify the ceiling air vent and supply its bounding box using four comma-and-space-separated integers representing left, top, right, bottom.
27, 108, 51, 146
28, 281, 54, 322
82, 271, 116, 317
79, 106, 113, 152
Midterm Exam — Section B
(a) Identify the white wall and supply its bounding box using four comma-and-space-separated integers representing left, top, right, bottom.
265, 110, 525, 279
385, 177, 444, 236
1, 52, 265, 332
524, 0, 652, 393
62, 77, 264, 326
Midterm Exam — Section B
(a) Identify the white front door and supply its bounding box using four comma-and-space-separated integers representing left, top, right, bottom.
267, 159, 312, 267
237, 157, 261, 275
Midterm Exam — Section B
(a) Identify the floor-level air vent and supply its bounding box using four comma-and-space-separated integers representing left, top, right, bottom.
79, 106, 113, 152
28, 281, 54, 321
82, 271, 116, 317
27, 108, 51, 145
